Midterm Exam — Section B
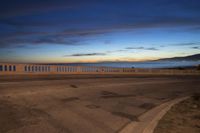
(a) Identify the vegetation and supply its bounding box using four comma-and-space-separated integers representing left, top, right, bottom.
197, 65, 200, 70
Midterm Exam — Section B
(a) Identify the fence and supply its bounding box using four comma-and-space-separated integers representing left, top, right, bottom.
0, 63, 199, 75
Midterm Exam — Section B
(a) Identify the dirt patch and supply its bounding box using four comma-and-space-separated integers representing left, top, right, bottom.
101, 91, 135, 99
61, 97, 80, 103
70, 84, 78, 88
86, 104, 100, 109
102, 94, 136, 99
154, 93, 200, 133
0, 100, 24, 133
0, 100, 49, 133
101, 91, 119, 96
139, 103, 155, 110
112, 111, 139, 121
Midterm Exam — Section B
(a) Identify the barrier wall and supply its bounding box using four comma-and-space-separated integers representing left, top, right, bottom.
0, 63, 199, 75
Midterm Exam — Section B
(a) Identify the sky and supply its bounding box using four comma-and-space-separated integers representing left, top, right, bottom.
0, 0, 200, 63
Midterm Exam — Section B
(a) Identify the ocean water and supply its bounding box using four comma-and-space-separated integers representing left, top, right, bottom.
67, 61, 200, 68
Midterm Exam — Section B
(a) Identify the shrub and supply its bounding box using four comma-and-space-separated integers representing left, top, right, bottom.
197, 65, 200, 70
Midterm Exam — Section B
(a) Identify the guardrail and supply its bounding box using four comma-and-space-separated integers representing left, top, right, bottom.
0, 63, 199, 75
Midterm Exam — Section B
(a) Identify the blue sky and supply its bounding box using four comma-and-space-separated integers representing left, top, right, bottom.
0, 0, 200, 63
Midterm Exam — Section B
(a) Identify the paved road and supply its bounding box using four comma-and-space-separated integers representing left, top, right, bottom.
0, 76, 199, 133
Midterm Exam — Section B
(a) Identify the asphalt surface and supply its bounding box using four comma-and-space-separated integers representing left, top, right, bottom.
0, 75, 199, 133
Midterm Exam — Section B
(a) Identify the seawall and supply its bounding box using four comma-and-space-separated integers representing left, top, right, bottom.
0, 63, 199, 75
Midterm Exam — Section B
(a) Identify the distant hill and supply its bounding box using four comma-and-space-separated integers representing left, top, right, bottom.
157, 54, 200, 61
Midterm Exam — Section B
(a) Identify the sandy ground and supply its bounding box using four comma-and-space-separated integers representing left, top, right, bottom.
154, 94, 200, 133
0, 75, 199, 133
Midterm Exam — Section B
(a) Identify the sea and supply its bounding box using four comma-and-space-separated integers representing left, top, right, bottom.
65, 60, 200, 68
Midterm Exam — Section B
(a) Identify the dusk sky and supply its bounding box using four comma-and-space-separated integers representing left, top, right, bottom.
0, 0, 200, 63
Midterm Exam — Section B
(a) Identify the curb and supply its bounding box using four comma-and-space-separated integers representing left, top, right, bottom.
119, 96, 189, 133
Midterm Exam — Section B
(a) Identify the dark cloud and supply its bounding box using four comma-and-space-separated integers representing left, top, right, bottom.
0, 0, 200, 49
64, 53, 107, 57
0, 19, 59, 27
0, 31, 48, 39
1, 0, 200, 18
0, 0, 83, 19
191, 46, 200, 49
172, 42, 200, 46
187, 26, 200, 32
115, 50, 128, 52
145, 47, 159, 50
60, 29, 108, 37
31, 37, 79, 45
125, 47, 159, 50
106, 50, 128, 53
0, 36, 81, 48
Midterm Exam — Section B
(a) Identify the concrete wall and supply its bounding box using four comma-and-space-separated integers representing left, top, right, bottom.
0, 63, 199, 75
